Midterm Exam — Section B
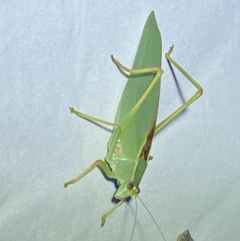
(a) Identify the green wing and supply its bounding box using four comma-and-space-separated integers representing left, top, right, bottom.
114, 11, 162, 159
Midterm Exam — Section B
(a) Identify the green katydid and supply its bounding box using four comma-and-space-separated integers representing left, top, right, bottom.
64, 10, 202, 234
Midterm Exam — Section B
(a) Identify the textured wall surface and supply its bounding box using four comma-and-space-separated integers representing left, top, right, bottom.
1, 1, 239, 241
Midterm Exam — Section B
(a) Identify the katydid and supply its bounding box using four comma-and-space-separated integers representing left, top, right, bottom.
65, 10, 202, 232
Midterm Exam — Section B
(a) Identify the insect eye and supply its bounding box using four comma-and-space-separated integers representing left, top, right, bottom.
136, 187, 140, 194
127, 182, 134, 190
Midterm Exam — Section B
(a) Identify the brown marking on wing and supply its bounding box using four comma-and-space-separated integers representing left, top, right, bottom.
140, 121, 156, 161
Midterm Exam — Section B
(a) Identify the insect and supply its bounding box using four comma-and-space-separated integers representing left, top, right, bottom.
64, 11, 203, 229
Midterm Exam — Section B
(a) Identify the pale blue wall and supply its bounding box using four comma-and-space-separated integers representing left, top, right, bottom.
1, 1, 240, 241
